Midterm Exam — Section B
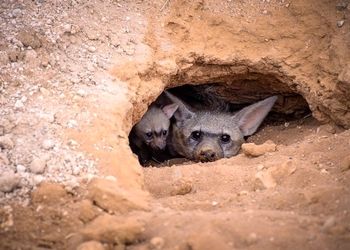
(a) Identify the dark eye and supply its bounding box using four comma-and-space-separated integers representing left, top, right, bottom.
162, 130, 167, 136
191, 131, 202, 141
145, 132, 153, 138
220, 134, 231, 143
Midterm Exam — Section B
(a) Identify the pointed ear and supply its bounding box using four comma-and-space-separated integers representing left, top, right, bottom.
235, 96, 278, 136
162, 103, 178, 119
164, 91, 195, 123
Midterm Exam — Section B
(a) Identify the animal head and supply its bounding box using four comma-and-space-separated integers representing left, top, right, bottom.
166, 91, 277, 162
134, 104, 178, 151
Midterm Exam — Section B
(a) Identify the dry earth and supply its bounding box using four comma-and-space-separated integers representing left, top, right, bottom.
0, 0, 350, 250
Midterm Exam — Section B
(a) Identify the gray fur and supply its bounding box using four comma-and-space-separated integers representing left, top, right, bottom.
130, 103, 178, 164
166, 91, 277, 162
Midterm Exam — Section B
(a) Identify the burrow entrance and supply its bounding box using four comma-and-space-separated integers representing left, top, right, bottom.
129, 70, 312, 167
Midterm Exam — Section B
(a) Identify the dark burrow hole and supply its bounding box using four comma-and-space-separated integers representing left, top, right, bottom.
129, 81, 311, 167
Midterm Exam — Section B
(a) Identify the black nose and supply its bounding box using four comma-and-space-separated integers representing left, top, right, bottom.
199, 150, 217, 162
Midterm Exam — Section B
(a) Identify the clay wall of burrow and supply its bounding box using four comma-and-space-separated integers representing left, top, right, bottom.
140, 0, 350, 128
130, 53, 349, 129
126, 59, 312, 128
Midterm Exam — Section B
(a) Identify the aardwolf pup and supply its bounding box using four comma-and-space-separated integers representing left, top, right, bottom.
129, 103, 178, 165
165, 92, 277, 162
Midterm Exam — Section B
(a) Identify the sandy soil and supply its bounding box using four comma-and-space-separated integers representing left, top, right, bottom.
1, 0, 350, 250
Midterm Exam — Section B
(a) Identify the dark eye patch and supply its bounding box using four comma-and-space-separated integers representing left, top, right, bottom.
220, 134, 231, 143
191, 130, 202, 141
162, 130, 167, 136
145, 132, 153, 138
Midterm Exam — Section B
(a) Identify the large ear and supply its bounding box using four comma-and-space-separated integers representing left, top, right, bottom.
162, 103, 178, 119
234, 96, 278, 136
164, 91, 195, 123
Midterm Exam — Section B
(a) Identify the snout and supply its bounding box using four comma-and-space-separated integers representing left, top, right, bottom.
150, 138, 166, 151
197, 149, 219, 162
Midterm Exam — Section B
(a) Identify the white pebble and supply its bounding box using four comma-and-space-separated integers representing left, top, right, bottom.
42, 139, 55, 150
14, 100, 24, 109
29, 158, 47, 174
212, 201, 219, 206
16, 164, 26, 173
337, 20, 345, 28
77, 89, 86, 97
63, 23, 72, 33
150, 237, 165, 249
88, 46, 96, 52
32, 175, 45, 185
67, 119, 78, 128
0, 171, 21, 192
12, 9, 22, 17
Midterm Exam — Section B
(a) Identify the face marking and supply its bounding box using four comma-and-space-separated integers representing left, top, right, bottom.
165, 92, 277, 162
134, 106, 172, 151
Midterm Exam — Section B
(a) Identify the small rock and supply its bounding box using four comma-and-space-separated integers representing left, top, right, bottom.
76, 199, 100, 223
67, 119, 78, 128
24, 49, 38, 63
110, 35, 120, 47
63, 23, 72, 33
242, 140, 277, 157
31, 182, 68, 204
322, 216, 336, 233
40, 87, 50, 97
17, 29, 42, 49
0, 135, 15, 149
16, 164, 26, 173
88, 178, 150, 213
340, 156, 350, 172
245, 232, 258, 245
0, 171, 21, 192
29, 157, 47, 174
85, 29, 100, 40
256, 164, 266, 171
70, 168, 81, 179
12, 8, 22, 17
80, 214, 144, 244
337, 20, 345, 28
14, 99, 24, 109
336, 2, 348, 11
42, 139, 55, 150
171, 178, 193, 196
88, 46, 96, 52
255, 170, 276, 189
319, 124, 337, 134
77, 241, 105, 250
150, 237, 165, 249
270, 160, 297, 181
67, 139, 79, 148
77, 89, 87, 97
65, 178, 80, 192
32, 175, 45, 185
238, 190, 249, 196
